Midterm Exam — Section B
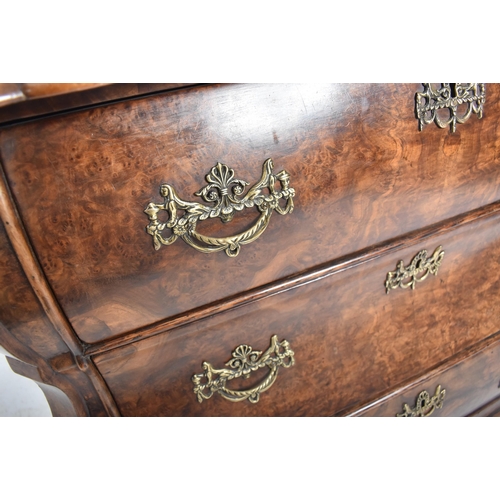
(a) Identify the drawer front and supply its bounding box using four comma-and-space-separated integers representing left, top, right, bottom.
349, 332, 500, 417
2, 84, 500, 343
94, 209, 500, 416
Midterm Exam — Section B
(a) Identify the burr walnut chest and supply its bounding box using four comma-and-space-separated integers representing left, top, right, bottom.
1, 83, 500, 417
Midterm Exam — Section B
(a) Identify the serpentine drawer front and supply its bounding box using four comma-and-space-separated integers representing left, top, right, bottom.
2, 84, 500, 344
94, 207, 500, 416
2, 83, 500, 417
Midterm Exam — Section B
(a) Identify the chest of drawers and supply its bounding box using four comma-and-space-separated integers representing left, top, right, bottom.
1, 83, 500, 416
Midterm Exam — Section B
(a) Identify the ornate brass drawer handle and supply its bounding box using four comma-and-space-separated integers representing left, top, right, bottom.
415, 83, 485, 132
144, 159, 295, 257
396, 385, 446, 417
192, 335, 295, 404
385, 246, 444, 294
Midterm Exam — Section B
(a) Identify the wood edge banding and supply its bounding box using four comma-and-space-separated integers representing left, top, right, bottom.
0, 160, 121, 416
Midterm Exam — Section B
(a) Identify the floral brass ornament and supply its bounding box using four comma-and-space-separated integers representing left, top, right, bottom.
396, 385, 446, 417
192, 335, 295, 404
144, 159, 295, 257
385, 246, 444, 294
415, 83, 485, 132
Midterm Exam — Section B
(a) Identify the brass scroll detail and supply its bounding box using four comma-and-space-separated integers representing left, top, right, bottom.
396, 385, 446, 417
192, 335, 295, 404
144, 159, 295, 257
415, 83, 485, 132
385, 246, 444, 294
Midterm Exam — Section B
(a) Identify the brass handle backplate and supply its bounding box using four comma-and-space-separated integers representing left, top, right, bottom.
192, 335, 295, 404
144, 159, 295, 257
385, 246, 444, 294
415, 83, 485, 132
396, 385, 446, 417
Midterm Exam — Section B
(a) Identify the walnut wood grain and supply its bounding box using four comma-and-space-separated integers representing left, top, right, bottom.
0, 276, 108, 416
0, 83, 198, 124
0, 230, 106, 416
93, 207, 500, 416
0, 162, 120, 416
467, 395, 500, 417
86, 199, 500, 356
345, 330, 500, 417
0, 163, 83, 356
0, 215, 68, 359
2, 83, 500, 345
0, 84, 109, 109
20, 83, 110, 99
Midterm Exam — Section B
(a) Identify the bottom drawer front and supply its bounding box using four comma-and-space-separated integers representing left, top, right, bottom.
351, 333, 500, 417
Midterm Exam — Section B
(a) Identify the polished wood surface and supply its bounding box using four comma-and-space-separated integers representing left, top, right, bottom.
0, 162, 120, 416
94, 206, 500, 416
2, 83, 500, 344
0, 84, 25, 107
1, 83, 499, 417
0, 83, 197, 124
346, 331, 500, 417
84, 199, 500, 356
468, 395, 500, 417
19, 83, 110, 99
0, 83, 111, 108
0, 222, 110, 416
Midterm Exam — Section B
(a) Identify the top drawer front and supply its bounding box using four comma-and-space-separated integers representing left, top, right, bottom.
2, 83, 500, 343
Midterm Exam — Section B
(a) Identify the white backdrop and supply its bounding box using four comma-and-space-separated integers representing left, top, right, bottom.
0, 354, 51, 417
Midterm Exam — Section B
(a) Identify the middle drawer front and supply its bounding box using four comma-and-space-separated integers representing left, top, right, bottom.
94, 209, 500, 416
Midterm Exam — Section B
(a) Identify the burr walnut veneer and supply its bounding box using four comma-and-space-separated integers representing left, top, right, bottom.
1, 83, 500, 416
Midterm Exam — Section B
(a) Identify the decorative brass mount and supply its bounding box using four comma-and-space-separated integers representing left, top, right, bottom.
415, 83, 485, 132
192, 335, 295, 404
385, 246, 444, 294
396, 385, 446, 417
144, 159, 295, 257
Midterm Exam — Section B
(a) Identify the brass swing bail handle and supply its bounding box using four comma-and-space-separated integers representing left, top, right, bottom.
192, 335, 295, 404
145, 159, 296, 258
